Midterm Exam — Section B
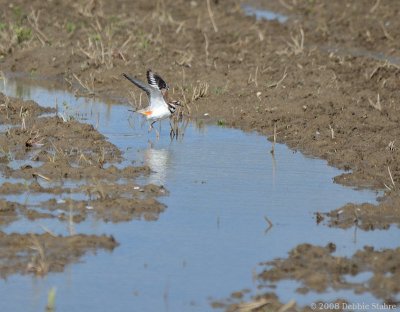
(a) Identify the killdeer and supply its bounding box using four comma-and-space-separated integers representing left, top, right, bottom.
123, 70, 181, 138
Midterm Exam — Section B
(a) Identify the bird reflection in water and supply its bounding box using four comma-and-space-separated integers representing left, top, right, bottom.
144, 147, 170, 185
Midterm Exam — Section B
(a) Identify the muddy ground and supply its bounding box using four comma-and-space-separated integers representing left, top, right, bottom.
0, 231, 118, 278
1, 0, 400, 309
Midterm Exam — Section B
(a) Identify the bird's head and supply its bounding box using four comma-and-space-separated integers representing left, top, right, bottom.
167, 100, 182, 113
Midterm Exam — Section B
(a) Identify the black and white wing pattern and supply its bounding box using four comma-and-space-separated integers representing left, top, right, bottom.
147, 69, 169, 90
122, 73, 164, 103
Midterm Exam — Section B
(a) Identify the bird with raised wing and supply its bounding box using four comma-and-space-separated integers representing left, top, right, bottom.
123, 70, 181, 138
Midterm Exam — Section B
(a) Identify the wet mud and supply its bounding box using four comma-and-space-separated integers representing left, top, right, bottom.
322, 195, 400, 231
258, 244, 400, 301
1, 0, 400, 308
0, 231, 118, 278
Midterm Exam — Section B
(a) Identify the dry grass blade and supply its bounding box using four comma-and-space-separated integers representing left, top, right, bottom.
370, 0, 381, 13
268, 67, 287, 88
191, 81, 209, 102
277, 300, 296, 312
169, 113, 188, 141
76, 17, 129, 70
27, 235, 49, 276
235, 298, 271, 312
380, 21, 394, 41
0, 91, 11, 119
117, 35, 132, 63
32, 172, 51, 181
279, 0, 293, 10
264, 215, 273, 234
39, 225, 57, 237
153, 0, 175, 24
26, 131, 44, 147
98, 146, 106, 167
203, 32, 210, 66
85, 178, 107, 200
206, 0, 218, 32
329, 124, 335, 139
75, 0, 104, 17
175, 49, 193, 68
178, 85, 190, 115
68, 202, 76, 236
254, 66, 259, 87
175, 21, 185, 34
368, 93, 382, 111
388, 166, 395, 189
286, 28, 304, 55
78, 152, 93, 165
27, 8, 49, 46
72, 73, 95, 96
21, 111, 28, 131
78, 34, 114, 69
248, 66, 259, 87
270, 123, 277, 154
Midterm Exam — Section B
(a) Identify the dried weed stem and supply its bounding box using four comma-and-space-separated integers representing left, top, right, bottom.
206, 0, 218, 33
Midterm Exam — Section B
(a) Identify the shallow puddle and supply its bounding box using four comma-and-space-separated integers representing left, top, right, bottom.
242, 4, 288, 23
322, 45, 400, 66
0, 78, 398, 311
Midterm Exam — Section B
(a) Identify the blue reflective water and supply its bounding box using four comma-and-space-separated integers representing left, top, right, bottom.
242, 4, 288, 23
0, 78, 396, 312
321, 44, 400, 66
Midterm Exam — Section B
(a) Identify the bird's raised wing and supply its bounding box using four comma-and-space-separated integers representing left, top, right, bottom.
147, 69, 169, 90
123, 72, 165, 111
123, 73, 152, 97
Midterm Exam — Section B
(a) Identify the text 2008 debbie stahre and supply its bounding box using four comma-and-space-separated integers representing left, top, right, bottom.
313, 302, 398, 310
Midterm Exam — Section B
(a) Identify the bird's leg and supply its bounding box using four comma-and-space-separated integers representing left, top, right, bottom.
149, 121, 160, 140
169, 120, 176, 139
149, 121, 156, 133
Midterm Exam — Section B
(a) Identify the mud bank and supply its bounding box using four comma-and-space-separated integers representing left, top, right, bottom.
0, 232, 117, 278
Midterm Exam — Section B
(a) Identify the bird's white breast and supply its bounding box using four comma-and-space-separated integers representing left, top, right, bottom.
146, 97, 171, 120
